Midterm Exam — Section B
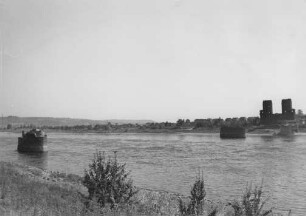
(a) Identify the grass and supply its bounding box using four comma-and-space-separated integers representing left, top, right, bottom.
0, 161, 182, 216
177, 178, 290, 216
0, 162, 94, 216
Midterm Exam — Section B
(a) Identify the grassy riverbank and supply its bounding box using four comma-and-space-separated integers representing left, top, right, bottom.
0, 161, 186, 216
0, 161, 290, 216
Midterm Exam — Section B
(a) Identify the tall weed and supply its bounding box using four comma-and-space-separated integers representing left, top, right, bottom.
228, 183, 272, 216
179, 174, 206, 215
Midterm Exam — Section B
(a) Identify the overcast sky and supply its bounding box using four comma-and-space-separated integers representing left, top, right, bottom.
0, 0, 305, 121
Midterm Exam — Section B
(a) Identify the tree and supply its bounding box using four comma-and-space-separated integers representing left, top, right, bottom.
83, 151, 137, 208
176, 119, 185, 127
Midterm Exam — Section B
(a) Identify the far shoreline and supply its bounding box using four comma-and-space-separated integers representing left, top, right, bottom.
2, 127, 306, 136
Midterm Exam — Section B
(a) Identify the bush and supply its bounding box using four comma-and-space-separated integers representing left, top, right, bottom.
179, 175, 206, 215
83, 151, 137, 208
228, 183, 272, 216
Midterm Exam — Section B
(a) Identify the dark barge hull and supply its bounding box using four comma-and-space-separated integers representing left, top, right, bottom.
220, 126, 246, 139
18, 136, 47, 153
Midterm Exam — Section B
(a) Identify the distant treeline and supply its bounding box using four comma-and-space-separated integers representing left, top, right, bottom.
3, 117, 264, 131
0, 116, 153, 130
3, 115, 306, 131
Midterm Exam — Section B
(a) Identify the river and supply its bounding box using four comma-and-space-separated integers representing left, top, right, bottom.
1, 132, 306, 214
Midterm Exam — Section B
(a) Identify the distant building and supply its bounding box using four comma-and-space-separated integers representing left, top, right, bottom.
260, 99, 295, 125
194, 119, 204, 125
247, 117, 260, 125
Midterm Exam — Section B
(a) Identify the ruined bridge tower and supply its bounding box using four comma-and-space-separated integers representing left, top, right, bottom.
281, 99, 295, 120
260, 99, 295, 125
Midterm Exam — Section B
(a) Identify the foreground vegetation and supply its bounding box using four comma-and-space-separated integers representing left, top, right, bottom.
0, 152, 291, 215
0, 161, 181, 215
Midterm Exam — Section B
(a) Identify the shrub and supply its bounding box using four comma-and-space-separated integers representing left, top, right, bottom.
179, 175, 206, 215
83, 151, 137, 208
228, 183, 272, 216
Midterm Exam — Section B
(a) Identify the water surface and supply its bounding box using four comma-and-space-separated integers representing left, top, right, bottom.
1, 132, 305, 214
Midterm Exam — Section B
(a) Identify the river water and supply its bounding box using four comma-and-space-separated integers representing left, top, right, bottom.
1, 132, 306, 214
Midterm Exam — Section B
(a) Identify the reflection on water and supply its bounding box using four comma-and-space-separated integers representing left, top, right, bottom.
259, 134, 296, 142
1, 132, 306, 215
259, 135, 274, 142
17, 152, 48, 170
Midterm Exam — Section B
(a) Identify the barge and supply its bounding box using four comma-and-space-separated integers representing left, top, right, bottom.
18, 129, 47, 153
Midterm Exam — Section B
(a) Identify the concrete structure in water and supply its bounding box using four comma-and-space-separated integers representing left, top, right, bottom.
220, 126, 246, 138
260, 99, 295, 125
18, 129, 48, 153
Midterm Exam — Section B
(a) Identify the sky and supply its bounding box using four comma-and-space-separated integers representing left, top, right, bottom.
0, 0, 305, 122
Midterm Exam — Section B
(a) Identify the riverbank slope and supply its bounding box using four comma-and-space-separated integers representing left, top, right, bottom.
0, 161, 191, 216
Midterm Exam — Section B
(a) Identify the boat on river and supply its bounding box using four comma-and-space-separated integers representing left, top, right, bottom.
220, 126, 246, 138
18, 129, 47, 153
